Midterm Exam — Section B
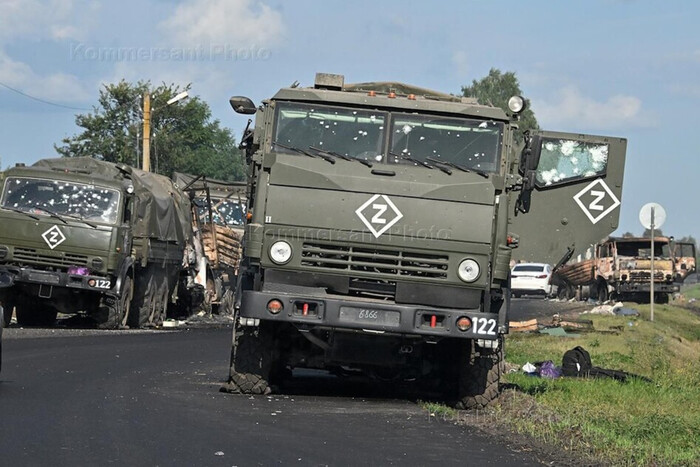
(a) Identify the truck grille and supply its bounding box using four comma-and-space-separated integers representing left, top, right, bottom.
629, 271, 665, 281
301, 242, 448, 279
13, 247, 89, 269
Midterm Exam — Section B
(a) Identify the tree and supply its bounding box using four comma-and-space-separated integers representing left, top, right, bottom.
461, 68, 539, 143
621, 231, 636, 238
55, 80, 245, 181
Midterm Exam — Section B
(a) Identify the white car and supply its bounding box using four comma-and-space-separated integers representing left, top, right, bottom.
511, 263, 553, 298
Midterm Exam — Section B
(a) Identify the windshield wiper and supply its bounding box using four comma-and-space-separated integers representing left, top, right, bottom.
35, 206, 98, 229
3, 206, 40, 220
426, 157, 489, 178
273, 142, 335, 164
309, 146, 373, 167
62, 212, 98, 229
33, 206, 68, 224
389, 152, 451, 175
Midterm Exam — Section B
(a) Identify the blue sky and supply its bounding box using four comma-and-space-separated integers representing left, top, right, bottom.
0, 0, 698, 240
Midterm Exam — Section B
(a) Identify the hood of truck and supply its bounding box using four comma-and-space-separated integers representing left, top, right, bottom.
0, 212, 115, 259
264, 155, 496, 245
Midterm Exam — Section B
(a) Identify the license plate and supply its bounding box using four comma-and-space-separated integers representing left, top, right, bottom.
339, 307, 400, 327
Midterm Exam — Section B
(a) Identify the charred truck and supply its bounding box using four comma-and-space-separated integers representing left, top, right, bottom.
553, 236, 696, 303
173, 172, 246, 313
0, 157, 197, 328
223, 73, 626, 408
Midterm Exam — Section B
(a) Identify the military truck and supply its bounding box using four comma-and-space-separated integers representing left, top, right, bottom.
223, 73, 626, 408
173, 172, 246, 313
0, 157, 197, 328
553, 236, 696, 303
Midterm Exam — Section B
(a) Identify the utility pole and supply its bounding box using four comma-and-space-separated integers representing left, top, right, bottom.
142, 93, 151, 172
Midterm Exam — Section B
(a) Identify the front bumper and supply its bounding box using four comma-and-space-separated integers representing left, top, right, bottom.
0, 266, 115, 296
239, 289, 504, 339
618, 282, 679, 294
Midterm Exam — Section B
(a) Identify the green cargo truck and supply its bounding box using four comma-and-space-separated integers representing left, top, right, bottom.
0, 157, 197, 328
223, 73, 627, 408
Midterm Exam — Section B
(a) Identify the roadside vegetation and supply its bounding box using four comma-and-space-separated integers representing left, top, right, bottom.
426, 294, 700, 466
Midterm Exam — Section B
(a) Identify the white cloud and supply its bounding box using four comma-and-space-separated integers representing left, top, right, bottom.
160, 0, 284, 48
0, 0, 97, 42
535, 85, 650, 130
0, 50, 89, 102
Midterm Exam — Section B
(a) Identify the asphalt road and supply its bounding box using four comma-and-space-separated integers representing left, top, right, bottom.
0, 323, 549, 467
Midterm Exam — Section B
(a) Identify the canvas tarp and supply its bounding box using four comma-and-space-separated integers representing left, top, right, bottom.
32, 157, 193, 244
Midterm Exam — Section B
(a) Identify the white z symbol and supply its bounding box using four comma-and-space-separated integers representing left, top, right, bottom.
588, 190, 605, 211
50, 231, 59, 243
371, 204, 388, 225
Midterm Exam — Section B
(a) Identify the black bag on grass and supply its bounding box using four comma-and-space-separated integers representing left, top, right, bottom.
561, 346, 653, 383
562, 346, 592, 377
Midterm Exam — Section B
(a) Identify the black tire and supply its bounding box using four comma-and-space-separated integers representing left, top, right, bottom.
153, 275, 170, 326
15, 298, 58, 327
597, 281, 609, 303
654, 293, 669, 304
96, 276, 132, 329
224, 320, 275, 395
454, 339, 504, 410
2, 299, 13, 327
129, 272, 157, 328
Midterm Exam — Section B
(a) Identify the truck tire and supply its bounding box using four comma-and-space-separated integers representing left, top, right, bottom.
153, 276, 170, 326
15, 298, 58, 327
2, 299, 13, 327
130, 273, 157, 328
97, 276, 132, 329
597, 280, 609, 303
654, 293, 669, 304
225, 320, 275, 395
455, 339, 504, 410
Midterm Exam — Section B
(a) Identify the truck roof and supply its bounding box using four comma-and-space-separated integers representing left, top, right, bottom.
271, 81, 510, 121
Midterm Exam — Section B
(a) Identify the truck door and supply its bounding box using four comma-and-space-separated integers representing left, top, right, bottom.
510, 130, 627, 265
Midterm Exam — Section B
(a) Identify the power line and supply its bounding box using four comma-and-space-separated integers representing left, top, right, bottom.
0, 81, 92, 111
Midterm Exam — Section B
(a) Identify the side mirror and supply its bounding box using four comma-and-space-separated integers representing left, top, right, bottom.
229, 96, 257, 115
519, 134, 542, 173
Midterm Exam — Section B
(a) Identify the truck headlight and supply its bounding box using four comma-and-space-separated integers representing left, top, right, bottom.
269, 241, 292, 264
457, 259, 480, 282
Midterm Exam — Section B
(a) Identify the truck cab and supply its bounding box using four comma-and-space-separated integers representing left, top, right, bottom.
224, 73, 627, 408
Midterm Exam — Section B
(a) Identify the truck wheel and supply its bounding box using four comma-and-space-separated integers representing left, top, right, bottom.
455, 339, 504, 410
130, 273, 157, 328
597, 281, 609, 303
2, 300, 13, 327
15, 299, 58, 327
225, 320, 274, 395
654, 293, 669, 304
152, 276, 170, 326
97, 276, 132, 329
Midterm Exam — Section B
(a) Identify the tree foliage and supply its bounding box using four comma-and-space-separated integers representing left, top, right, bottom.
461, 68, 539, 143
55, 80, 245, 181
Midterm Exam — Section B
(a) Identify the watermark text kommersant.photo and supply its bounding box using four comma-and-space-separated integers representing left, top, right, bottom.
70, 43, 271, 62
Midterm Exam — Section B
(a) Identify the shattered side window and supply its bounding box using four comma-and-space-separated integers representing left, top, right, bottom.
1, 177, 121, 224
535, 139, 608, 187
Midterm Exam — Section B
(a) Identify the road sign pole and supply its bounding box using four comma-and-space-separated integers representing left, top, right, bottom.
650, 207, 655, 322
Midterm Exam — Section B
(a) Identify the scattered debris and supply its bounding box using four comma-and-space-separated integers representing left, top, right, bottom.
509, 319, 538, 332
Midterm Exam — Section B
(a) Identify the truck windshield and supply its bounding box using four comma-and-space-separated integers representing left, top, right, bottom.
390, 114, 503, 173
1, 177, 121, 225
274, 102, 387, 162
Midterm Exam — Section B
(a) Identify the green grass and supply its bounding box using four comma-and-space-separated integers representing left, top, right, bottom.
682, 283, 700, 300
502, 304, 700, 466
